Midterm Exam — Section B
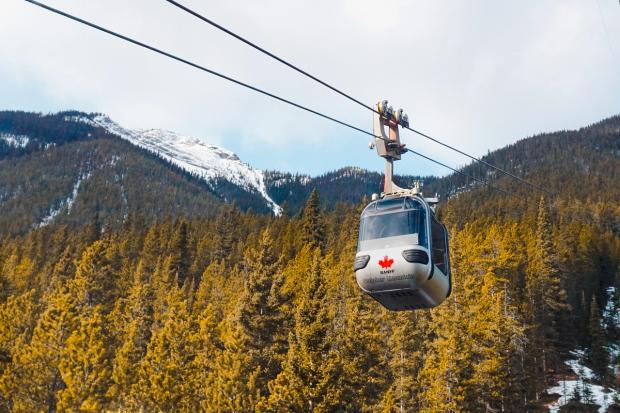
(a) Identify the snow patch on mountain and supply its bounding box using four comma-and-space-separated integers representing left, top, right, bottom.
36, 172, 91, 228
1, 133, 29, 148
547, 286, 620, 412
80, 114, 281, 215
547, 350, 618, 413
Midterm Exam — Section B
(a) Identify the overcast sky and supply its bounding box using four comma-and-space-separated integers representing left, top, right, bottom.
2, 0, 619, 176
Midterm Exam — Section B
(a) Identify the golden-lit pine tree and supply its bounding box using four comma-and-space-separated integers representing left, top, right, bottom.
204, 319, 259, 413
237, 227, 291, 401
384, 310, 431, 413
301, 189, 326, 251
192, 304, 218, 389
0, 290, 38, 410
417, 294, 464, 413
465, 266, 524, 411
57, 306, 112, 412
45, 246, 76, 294
109, 261, 154, 410
525, 197, 570, 389
167, 220, 191, 285
132, 286, 200, 412
266, 250, 340, 412
2, 249, 35, 296
213, 204, 239, 262
194, 259, 228, 317
282, 244, 315, 305
140, 225, 162, 275
71, 240, 117, 309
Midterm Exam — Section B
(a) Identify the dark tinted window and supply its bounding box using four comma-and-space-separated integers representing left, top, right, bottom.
431, 217, 448, 274
359, 209, 427, 246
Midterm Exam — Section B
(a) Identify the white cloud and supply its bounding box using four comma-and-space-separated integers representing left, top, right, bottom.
1, 0, 619, 175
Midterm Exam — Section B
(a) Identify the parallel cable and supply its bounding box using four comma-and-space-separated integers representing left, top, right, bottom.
163, 0, 377, 113
25, 0, 506, 197
594, 0, 620, 81
164, 0, 554, 197
404, 125, 553, 196
24, 0, 370, 138
404, 148, 511, 197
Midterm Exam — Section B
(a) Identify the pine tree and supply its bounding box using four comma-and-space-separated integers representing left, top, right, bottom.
71, 240, 117, 309
204, 319, 259, 412
237, 228, 291, 401
57, 307, 113, 412
301, 189, 326, 251
385, 311, 430, 412
109, 261, 154, 410
132, 286, 200, 412
582, 380, 594, 405
193, 304, 218, 389
167, 220, 191, 285
194, 259, 227, 316
46, 246, 76, 294
140, 225, 162, 274
213, 204, 238, 262
0, 291, 38, 410
526, 197, 570, 381
265, 250, 339, 412
335, 290, 390, 411
588, 297, 609, 384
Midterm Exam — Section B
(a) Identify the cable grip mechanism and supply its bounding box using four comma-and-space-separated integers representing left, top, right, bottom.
372, 100, 410, 194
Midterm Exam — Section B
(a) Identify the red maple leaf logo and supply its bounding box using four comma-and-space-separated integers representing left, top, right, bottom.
378, 256, 394, 269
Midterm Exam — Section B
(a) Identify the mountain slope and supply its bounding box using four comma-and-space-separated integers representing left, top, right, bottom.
0, 125, 222, 235
79, 114, 281, 214
1, 110, 618, 236
0, 111, 278, 235
264, 167, 435, 212
426, 115, 620, 202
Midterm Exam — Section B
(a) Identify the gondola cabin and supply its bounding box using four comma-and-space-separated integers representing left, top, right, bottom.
354, 194, 451, 311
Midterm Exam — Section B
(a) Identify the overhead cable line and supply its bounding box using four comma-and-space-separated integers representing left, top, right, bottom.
23, 0, 369, 138
163, 0, 377, 113
594, 0, 620, 80
404, 148, 512, 197
164, 0, 554, 197
403, 125, 554, 197
25, 0, 506, 197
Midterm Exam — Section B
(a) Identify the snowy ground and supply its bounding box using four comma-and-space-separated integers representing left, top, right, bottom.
547, 350, 618, 412
546, 286, 620, 412
1, 133, 29, 148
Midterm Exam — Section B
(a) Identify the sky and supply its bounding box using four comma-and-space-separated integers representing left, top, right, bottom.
1, 0, 619, 176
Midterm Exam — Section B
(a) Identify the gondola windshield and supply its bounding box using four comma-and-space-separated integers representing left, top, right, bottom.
358, 198, 427, 246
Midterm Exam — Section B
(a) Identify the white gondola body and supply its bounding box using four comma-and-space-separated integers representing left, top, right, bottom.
354, 195, 451, 311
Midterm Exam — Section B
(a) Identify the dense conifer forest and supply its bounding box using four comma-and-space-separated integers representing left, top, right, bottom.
0, 111, 619, 411
0, 183, 619, 411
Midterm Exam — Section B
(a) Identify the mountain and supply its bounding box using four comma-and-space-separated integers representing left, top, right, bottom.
1, 110, 618, 236
80, 114, 281, 215
0, 110, 282, 235
0, 110, 429, 235
426, 115, 620, 202
263, 168, 436, 213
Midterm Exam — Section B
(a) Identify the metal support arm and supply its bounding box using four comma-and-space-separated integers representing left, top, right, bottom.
373, 100, 408, 193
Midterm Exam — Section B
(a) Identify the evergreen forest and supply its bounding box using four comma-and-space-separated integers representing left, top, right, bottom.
0, 183, 619, 412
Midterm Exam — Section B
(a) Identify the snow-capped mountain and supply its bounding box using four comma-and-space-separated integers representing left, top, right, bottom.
71, 114, 281, 215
